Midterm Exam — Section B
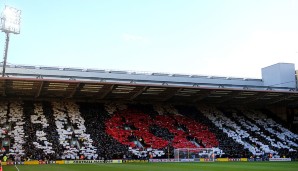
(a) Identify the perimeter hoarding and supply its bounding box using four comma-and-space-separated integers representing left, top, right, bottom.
64, 160, 122, 164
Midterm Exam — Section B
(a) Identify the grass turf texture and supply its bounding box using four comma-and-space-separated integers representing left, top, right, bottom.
3, 162, 298, 171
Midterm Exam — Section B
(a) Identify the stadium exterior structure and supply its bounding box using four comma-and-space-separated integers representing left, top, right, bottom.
0, 62, 297, 107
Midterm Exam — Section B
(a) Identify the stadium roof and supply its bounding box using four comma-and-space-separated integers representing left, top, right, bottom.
1, 64, 298, 106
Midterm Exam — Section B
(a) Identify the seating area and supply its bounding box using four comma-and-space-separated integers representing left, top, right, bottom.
175, 105, 249, 158
105, 104, 219, 158
0, 101, 297, 160
200, 106, 266, 156
241, 109, 298, 157
106, 108, 169, 149
0, 102, 8, 139
22, 102, 55, 160
7, 102, 26, 158
52, 102, 97, 160
79, 102, 128, 160
155, 105, 219, 148
199, 106, 298, 158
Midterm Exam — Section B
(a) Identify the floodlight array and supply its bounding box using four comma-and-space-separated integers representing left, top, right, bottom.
0, 5, 21, 34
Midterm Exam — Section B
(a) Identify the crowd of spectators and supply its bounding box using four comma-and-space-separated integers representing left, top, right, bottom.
175, 105, 252, 158
22, 101, 62, 161
150, 125, 174, 141
79, 102, 129, 160
221, 108, 287, 157
1, 101, 297, 161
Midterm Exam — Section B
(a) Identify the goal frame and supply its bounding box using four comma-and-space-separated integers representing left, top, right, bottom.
174, 148, 215, 162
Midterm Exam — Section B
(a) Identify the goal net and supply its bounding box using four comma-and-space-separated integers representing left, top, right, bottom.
174, 148, 215, 162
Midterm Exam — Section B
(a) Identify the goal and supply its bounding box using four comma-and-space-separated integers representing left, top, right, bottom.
174, 148, 215, 162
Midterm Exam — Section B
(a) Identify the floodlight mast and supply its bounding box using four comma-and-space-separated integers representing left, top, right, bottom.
0, 6, 21, 77
2, 32, 9, 77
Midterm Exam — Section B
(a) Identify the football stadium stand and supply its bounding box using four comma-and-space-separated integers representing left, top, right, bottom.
0, 62, 297, 162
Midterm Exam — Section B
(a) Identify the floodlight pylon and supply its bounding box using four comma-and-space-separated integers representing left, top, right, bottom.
0, 5, 21, 77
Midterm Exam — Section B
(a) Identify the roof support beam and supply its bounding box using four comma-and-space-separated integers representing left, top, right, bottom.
130, 86, 147, 100
268, 93, 296, 104
243, 92, 268, 104
68, 83, 81, 98
217, 91, 242, 104
98, 84, 114, 99
287, 100, 298, 107
193, 91, 214, 103
2, 80, 6, 97
162, 88, 183, 101
35, 81, 44, 98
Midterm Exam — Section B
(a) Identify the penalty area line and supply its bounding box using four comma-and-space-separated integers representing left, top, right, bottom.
14, 164, 20, 171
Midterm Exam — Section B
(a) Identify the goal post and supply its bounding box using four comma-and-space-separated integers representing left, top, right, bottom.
174, 148, 215, 162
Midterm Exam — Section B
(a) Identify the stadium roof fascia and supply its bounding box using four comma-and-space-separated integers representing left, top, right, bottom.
0, 76, 298, 106
2, 64, 297, 92
6, 63, 262, 79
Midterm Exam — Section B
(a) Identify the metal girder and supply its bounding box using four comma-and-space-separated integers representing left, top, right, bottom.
35, 81, 44, 98
1, 80, 6, 97
243, 92, 268, 104
98, 84, 114, 99
268, 94, 297, 104
162, 88, 183, 101
216, 91, 243, 104
0, 76, 296, 106
193, 91, 214, 103
130, 86, 147, 100
68, 83, 81, 98
287, 100, 298, 107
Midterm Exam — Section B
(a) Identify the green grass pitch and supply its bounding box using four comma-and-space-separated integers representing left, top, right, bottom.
3, 162, 298, 171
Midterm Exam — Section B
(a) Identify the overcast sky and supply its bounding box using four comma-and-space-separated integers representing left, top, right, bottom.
0, 0, 297, 78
